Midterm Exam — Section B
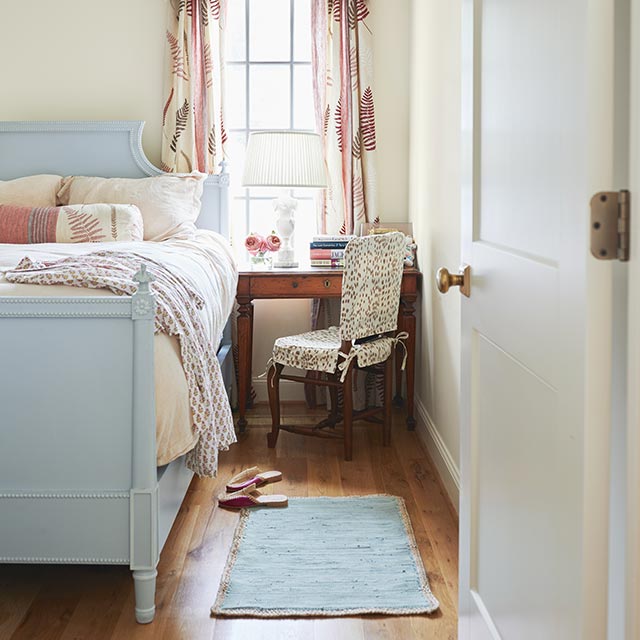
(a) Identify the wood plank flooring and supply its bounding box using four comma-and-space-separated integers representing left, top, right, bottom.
0, 404, 459, 640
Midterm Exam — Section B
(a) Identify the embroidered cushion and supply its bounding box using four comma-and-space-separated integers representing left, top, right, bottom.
56, 173, 206, 242
0, 203, 144, 244
0, 175, 63, 207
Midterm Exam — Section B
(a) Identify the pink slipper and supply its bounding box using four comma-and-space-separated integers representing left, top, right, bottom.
225, 466, 282, 492
218, 483, 288, 509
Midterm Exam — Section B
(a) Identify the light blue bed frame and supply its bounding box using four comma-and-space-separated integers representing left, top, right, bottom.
0, 121, 232, 624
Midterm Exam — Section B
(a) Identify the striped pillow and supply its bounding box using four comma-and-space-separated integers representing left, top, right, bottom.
0, 203, 144, 244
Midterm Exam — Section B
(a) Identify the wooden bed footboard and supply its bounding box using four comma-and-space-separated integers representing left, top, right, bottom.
0, 275, 161, 623
0, 120, 233, 624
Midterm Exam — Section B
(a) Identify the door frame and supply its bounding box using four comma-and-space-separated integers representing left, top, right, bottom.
626, 2, 640, 637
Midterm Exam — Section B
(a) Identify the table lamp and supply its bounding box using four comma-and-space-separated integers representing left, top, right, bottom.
242, 131, 327, 268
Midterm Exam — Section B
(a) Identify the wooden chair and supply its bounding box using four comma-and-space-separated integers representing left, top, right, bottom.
266, 232, 407, 460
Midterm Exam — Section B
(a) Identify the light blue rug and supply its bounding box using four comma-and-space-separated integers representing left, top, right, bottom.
211, 495, 440, 617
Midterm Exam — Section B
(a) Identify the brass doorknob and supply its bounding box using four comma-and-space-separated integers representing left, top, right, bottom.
436, 265, 470, 297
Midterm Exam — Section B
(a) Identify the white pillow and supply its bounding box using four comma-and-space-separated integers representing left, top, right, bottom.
0, 174, 63, 207
57, 173, 207, 241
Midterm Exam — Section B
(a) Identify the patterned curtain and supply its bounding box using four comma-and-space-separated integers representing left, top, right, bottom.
308, 0, 379, 409
312, 0, 377, 234
162, 0, 228, 174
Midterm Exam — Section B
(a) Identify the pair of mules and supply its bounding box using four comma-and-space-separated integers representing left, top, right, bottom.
217, 466, 287, 509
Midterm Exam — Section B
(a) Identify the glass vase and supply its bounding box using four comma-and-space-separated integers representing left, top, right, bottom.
249, 252, 272, 269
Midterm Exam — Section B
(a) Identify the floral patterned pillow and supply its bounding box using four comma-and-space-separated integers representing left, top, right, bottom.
0, 203, 143, 244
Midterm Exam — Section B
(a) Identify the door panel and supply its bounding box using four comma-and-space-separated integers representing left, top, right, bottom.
478, 1, 581, 262
473, 332, 577, 639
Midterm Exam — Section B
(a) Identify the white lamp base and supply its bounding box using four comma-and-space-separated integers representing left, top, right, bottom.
274, 257, 299, 268
273, 194, 298, 268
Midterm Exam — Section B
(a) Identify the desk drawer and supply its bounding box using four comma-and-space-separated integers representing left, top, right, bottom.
250, 274, 343, 297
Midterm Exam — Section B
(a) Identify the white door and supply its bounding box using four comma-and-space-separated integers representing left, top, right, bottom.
454, 1, 626, 638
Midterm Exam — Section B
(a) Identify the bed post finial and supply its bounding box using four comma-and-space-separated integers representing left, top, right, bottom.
218, 158, 228, 174
132, 264, 155, 320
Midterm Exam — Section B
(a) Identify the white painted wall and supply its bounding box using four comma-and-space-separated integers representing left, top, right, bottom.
408, 0, 462, 502
0, 0, 165, 165
371, 0, 411, 223
0, 0, 414, 403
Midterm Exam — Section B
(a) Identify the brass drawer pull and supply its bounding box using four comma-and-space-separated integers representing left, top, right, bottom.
324, 279, 331, 288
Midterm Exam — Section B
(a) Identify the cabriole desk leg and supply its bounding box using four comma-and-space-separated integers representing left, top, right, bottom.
236, 296, 253, 433
396, 295, 417, 430
403, 295, 417, 430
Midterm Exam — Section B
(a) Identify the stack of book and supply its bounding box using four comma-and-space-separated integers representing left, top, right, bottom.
309, 234, 356, 267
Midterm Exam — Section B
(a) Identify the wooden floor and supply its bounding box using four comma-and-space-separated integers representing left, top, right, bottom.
0, 404, 459, 640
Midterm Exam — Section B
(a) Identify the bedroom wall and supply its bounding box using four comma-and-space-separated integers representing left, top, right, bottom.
0, 0, 412, 403
0, 0, 165, 163
408, 0, 462, 507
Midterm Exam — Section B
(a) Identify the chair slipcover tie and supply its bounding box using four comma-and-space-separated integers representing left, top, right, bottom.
259, 357, 275, 385
337, 331, 409, 383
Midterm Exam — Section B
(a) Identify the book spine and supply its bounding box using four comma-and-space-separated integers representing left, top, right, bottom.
309, 249, 346, 259
309, 259, 345, 267
312, 235, 357, 243
309, 242, 349, 249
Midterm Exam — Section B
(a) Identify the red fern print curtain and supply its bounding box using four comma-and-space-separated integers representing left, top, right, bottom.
312, 0, 376, 234
162, 0, 227, 174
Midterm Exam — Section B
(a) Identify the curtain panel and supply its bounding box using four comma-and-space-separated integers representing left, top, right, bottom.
308, 0, 380, 409
162, 0, 228, 174
311, 0, 377, 235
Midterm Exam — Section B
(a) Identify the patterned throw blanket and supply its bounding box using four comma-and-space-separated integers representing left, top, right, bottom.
5, 251, 236, 477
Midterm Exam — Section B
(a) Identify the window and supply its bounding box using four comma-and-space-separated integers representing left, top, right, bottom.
226, 0, 316, 257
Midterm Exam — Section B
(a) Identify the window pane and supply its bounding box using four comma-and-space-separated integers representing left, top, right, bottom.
225, 131, 248, 187
226, 0, 246, 61
293, 197, 317, 257
249, 0, 290, 61
293, 0, 311, 62
226, 65, 246, 129
249, 65, 290, 128
293, 65, 314, 130
230, 197, 248, 258
248, 198, 279, 236
248, 185, 279, 198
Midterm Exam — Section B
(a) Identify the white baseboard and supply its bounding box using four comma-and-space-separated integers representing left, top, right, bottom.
252, 377, 307, 403
414, 398, 460, 513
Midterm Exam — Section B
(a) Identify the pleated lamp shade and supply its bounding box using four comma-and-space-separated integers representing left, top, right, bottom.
242, 131, 327, 188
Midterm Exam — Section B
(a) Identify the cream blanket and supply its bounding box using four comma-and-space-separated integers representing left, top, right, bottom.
0, 231, 238, 474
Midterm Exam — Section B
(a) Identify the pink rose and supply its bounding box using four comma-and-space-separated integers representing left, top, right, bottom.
265, 234, 281, 252
245, 233, 263, 256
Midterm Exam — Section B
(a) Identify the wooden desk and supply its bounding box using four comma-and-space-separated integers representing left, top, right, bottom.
236, 266, 422, 432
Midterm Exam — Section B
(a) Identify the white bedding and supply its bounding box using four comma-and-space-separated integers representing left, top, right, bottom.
0, 230, 238, 465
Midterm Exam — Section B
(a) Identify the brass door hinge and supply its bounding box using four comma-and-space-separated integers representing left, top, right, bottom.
590, 190, 630, 262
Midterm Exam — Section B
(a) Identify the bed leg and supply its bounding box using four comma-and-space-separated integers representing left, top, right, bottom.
133, 569, 157, 623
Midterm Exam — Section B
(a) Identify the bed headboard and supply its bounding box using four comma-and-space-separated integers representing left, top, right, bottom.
0, 120, 229, 238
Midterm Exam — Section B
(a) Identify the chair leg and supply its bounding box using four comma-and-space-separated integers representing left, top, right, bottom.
328, 374, 339, 425
267, 363, 284, 448
342, 365, 354, 461
383, 356, 393, 446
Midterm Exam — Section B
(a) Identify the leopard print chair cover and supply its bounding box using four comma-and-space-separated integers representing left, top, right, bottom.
340, 232, 406, 341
